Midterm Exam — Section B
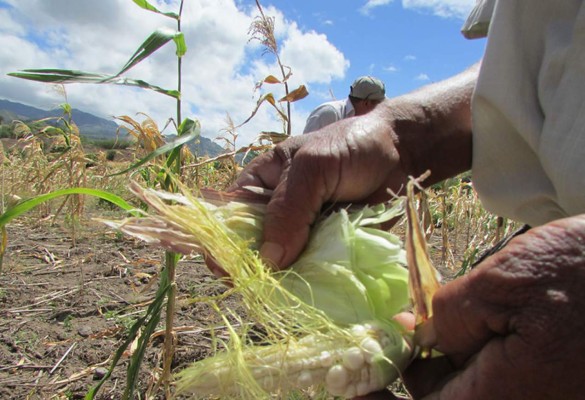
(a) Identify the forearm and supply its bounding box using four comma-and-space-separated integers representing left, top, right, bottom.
381, 63, 479, 186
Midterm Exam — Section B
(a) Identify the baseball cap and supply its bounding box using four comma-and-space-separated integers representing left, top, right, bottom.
349, 76, 386, 101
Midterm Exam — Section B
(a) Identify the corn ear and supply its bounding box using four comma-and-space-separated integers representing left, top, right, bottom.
176, 321, 411, 399
101, 182, 416, 399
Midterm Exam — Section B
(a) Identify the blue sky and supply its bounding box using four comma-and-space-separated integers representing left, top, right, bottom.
264, 0, 485, 97
0, 0, 485, 145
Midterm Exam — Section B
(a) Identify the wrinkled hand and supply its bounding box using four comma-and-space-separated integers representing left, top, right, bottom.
361, 214, 585, 399
212, 66, 476, 274
228, 113, 408, 270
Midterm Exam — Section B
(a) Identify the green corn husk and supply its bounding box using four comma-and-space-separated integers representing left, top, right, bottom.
102, 182, 416, 399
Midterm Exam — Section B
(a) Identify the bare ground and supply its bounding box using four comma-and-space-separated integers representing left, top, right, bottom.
0, 206, 234, 400
0, 199, 468, 400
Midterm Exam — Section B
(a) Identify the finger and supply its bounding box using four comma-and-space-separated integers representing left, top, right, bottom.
228, 135, 310, 192
260, 121, 401, 269
259, 144, 335, 268
226, 137, 323, 269
227, 150, 285, 192
393, 312, 416, 331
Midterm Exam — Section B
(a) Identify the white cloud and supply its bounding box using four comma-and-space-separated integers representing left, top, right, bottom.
360, 0, 473, 19
402, 0, 474, 19
360, 0, 394, 16
404, 55, 417, 61
279, 25, 349, 85
311, 11, 334, 27
415, 73, 430, 81
0, 0, 348, 144
383, 65, 399, 73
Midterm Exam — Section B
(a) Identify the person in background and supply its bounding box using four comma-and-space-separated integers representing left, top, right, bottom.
303, 76, 386, 134
216, 1, 585, 399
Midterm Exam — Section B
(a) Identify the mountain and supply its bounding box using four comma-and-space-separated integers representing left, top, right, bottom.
0, 99, 225, 157
0, 98, 119, 139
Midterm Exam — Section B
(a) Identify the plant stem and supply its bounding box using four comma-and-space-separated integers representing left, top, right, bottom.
163, 251, 178, 395
162, 1, 185, 394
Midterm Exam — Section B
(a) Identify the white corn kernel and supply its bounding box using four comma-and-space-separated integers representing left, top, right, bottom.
325, 364, 349, 389
361, 337, 383, 362
297, 370, 313, 387
319, 350, 334, 368
342, 346, 365, 371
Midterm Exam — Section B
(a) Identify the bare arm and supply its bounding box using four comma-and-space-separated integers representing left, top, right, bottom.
383, 62, 478, 187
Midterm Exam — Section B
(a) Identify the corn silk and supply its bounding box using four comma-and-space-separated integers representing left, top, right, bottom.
102, 182, 419, 399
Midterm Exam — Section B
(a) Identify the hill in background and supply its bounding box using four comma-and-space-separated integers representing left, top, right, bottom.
0, 98, 225, 158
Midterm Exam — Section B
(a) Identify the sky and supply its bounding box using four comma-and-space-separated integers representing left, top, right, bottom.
0, 0, 486, 147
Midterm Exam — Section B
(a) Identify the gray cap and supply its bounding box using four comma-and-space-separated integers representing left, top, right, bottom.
349, 76, 386, 101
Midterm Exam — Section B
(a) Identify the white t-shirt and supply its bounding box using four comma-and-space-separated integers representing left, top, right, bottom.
303, 98, 355, 134
464, 0, 585, 226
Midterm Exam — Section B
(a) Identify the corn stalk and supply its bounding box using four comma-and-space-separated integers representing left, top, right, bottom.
246, 0, 308, 136
7, 0, 192, 398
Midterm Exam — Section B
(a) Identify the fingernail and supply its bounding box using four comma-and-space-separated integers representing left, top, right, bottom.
414, 317, 438, 348
260, 241, 285, 269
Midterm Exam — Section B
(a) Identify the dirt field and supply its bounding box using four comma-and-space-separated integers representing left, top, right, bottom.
0, 205, 238, 400
0, 193, 470, 400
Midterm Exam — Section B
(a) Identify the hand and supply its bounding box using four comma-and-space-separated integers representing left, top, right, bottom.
401, 214, 585, 399
229, 113, 408, 269
228, 66, 476, 271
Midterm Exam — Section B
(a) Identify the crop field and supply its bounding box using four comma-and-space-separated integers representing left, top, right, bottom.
0, 2, 521, 398
0, 134, 246, 400
0, 132, 519, 400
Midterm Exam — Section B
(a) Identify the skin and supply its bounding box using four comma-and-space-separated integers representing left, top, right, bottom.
210, 61, 585, 398
226, 64, 477, 270
355, 214, 585, 399
352, 96, 383, 116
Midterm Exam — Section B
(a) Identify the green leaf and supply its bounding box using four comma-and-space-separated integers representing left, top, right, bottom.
85, 273, 170, 400
105, 77, 181, 99
7, 69, 110, 84
165, 118, 200, 170
8, 70, 180, 99
123, 272, 169, 399
116, 28, 182, 76
131, 0, 179, 19
59, 102, 72, 115
0, 188, 140, 228
108, 122, 200, 177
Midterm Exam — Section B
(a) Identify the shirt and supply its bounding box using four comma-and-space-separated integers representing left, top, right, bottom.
302, 98, 355, 134
464, 0, 585, 226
